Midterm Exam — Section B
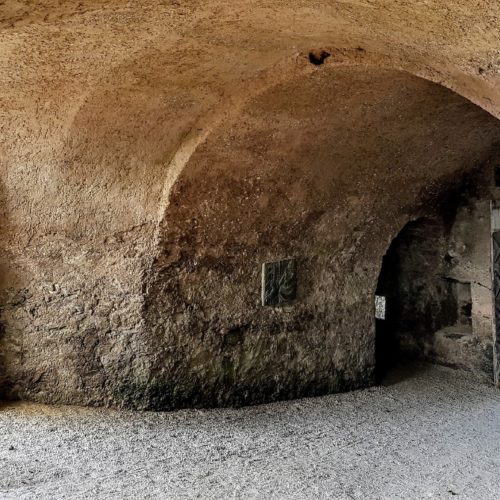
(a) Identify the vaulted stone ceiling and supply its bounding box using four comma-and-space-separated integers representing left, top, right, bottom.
1, 1, 499, 235
2, 1, 500, 239
1, 1, 500, 408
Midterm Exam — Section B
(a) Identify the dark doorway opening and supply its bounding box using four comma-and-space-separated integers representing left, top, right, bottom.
374, 217, 474, 382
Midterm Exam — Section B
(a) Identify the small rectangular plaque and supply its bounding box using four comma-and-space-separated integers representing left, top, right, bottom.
262, 259, 297, 306
375, 295, 386, 320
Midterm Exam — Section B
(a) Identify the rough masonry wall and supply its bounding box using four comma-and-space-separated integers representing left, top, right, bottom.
2, 0, 500, 408
445, 188, 494, 373
0, 228, 152, 405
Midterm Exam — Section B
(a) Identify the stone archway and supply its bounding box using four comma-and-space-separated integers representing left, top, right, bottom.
375, 171, 496, 382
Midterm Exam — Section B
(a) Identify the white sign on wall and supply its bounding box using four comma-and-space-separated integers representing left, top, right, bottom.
492, 207, 500, 232
375, 295, 386, 320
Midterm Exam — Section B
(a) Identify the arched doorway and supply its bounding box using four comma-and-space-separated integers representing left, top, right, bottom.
375, 218, 454, 380
375, 196, 494, 383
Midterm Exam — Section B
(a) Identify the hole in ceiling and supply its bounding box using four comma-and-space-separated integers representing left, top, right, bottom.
308, 50, 331, 66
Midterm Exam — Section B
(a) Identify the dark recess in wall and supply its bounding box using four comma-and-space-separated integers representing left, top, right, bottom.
495, 165, 500, 187
374, 169, 488, 381
308, 50, 331, 65
375, 217, 455, 380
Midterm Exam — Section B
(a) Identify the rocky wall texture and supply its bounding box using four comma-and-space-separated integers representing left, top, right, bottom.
140, 68, 500, 409
2, 2, 500, 408
0, 227, 153, 405
2, 66, 500, 408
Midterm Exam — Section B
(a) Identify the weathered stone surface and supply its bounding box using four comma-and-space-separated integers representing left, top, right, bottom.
377, 168, 498, 377
1, 2, 500, 408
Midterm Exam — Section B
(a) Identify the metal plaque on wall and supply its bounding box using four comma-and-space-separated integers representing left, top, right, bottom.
262, 259, 297, 306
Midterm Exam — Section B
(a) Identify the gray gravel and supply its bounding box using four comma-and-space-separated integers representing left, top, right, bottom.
1, 363, 500, 499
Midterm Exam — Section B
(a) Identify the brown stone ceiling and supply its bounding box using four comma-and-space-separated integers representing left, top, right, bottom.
1, 1, 499, 244
2, 1, 500, 132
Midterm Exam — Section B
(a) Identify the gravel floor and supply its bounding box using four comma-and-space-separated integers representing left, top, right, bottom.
1, 363, 500, 499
